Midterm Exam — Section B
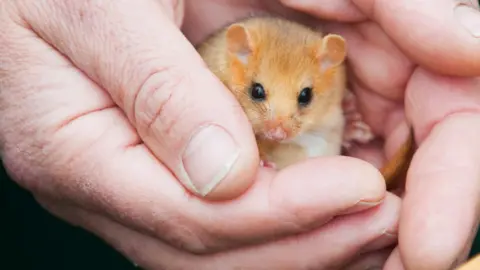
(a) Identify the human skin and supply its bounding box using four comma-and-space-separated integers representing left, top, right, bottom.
183, 0, 480, 269
0, 0, 479, 269
0, 0, 399, 269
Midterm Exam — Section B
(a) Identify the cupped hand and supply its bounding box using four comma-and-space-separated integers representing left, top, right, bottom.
240, 0, 480, 269
0, 0, 401, 269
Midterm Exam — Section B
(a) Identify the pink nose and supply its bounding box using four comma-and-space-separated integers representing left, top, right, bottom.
264, 126, 287, 141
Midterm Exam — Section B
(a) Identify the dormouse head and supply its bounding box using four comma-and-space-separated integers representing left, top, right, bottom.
225, 18, 347, 142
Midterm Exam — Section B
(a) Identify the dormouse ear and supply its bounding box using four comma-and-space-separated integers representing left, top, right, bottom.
317, 34, 347, 71
226, 23, 254, 65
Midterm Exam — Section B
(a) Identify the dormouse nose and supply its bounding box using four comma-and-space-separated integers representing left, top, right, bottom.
264, 117, 285, 130
263, 117, 291, 141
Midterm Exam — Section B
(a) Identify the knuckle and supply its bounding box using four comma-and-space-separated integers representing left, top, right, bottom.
133, 66, 189, 139
158, 223, 209, 253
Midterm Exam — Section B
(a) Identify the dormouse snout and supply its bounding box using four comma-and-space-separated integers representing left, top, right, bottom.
263, 118, 292, 141
264, 126, 287, 141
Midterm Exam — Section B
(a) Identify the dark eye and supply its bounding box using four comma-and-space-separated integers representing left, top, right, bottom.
298, 87, 313, 107
250, 82, 266, 101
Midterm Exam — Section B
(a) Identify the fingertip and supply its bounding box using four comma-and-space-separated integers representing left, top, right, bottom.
372, 0, 480, 76
337, 155, 388, 201
271, 156, 387, 219
179, 117, 260, 201
201, 151, 260, 201
337, 156, 388, 204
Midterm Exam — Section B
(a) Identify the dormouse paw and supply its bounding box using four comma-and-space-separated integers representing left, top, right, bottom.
344, 120, 375, 144
260, 160, 277, 169
342, 89, 375, 148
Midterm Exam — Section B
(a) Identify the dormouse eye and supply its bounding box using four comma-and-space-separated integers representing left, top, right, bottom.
298, 87, 313, 107
250, 82, 266, 101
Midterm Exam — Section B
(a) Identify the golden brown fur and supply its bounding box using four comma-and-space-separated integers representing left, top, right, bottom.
197, 17, 347, 168
197, 16, 415, 189
197, 17, 345, 140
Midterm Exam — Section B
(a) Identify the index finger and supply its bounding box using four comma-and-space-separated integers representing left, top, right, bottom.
91, 148, 387, 253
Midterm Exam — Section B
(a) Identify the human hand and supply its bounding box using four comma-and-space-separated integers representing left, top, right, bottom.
0, 1, 400, 269
232, 0, 480, 269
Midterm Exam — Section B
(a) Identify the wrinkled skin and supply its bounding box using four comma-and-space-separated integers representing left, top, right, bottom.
1, 0, 479, 269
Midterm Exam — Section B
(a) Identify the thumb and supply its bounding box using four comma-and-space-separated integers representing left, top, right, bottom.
351, 0, 480, 76
17, 1, 259, 199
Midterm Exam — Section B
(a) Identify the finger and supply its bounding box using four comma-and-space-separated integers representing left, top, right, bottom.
399, 69, 480, 269
145, 156, 388, 253
38, 192, 400, 270
278, 0, 367, 22
352, 0, 480, 76
14, 0, 259, 199
0, 10, 389, 254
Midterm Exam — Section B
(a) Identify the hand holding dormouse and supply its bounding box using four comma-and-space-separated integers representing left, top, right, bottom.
185, 0, 480, 269
0, 1, 398, 270
278, 0, 480, 269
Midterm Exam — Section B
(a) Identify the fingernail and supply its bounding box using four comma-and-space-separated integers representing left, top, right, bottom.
180, 125, 240, 196
339, 199, 383, 215
455, 4, 480, 37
